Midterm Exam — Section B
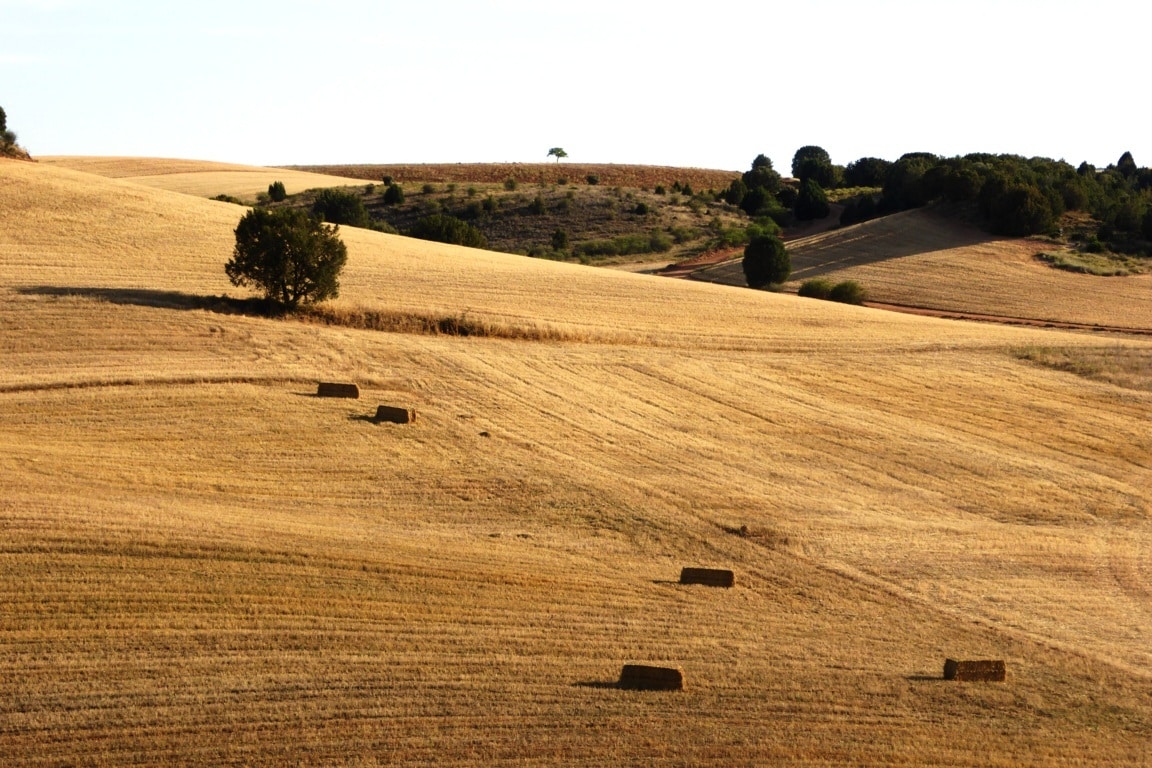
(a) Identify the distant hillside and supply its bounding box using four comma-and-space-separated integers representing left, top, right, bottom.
694, 207, 1152, 330
286, 162, 741, 191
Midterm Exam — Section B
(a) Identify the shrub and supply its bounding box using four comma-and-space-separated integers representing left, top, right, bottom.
586, 174, 600, 185
634, 202, 650, 215
798, 278, 834, 299
406, 214, 488, 248
655, 184, 666, 195
382, 184, 405, 205
742, 235, 790, 288
828, 280, 867, 304
422, 183, 437, 194
267, 181, 287, 202
312, 188, 370, 227
551, 229, 569, 250
212, 194, 245, 205
482, 196, 498, 213
556, 177, 568, 185
381, 175, 394, 186
503, 178, 518, 191
226, 208, 347, 309
467, 186, 477, 197
528, 196, 546, 215
364, 183, 375, 194
794, 179, 831, 220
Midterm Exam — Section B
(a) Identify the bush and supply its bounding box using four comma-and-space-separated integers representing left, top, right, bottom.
586, 174, 600, 185
422, 183, 437, 195
267, 181, 287, 202
528, 196, 546, 215
212, 194, 245, 205
226, 208, 347, 309
828, 280, 867, 304
551, 229, 569, 250
742, 235, 790, 288
383, 184, 405, 205
794, 179, 831, 220
556, 177, 568, 185
503, 178, 518, 191
654, 185, 666, 195
312, 188, 370, 227
381, 175, 394, 186
406, 214, 488, 248
798, 278, 834, 299
634, 202, 650, 215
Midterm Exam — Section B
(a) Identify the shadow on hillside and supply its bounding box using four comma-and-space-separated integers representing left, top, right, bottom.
17, 286, 286, 317
572, 681, 620, 690
905, 674, 946, 682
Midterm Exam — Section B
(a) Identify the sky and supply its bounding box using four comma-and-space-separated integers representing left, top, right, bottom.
2, 0, 1148, 172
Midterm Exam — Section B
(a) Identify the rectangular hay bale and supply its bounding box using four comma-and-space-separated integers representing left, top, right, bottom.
679, 567, 735, 588
375, 405, 416, 424
317, 382, 360, 399
944, 658, 1006, 682
618, 664, 684, 691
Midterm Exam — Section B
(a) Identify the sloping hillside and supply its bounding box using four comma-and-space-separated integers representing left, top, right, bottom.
38, 155, 369, 201
694, 208, 1152, 330
2, 158, 1152, 766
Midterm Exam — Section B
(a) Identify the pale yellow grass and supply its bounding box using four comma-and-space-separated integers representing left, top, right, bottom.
3, 159, 1152, 766
38, 155, 369, 200
697, 208, 1152, 330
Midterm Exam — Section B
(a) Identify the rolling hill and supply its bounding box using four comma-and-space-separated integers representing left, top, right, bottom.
2, 157, 1151, 766
694, 208, 1152, 331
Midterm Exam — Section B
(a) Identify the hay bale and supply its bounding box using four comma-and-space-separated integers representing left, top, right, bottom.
374, 405, 416, 424
943, 658, 1006, 682
317, 382, 360, 398
678, 567, 735, 588
618, 664, 684, 691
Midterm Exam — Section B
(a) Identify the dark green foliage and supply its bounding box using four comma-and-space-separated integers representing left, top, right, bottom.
551, 229, 569, 250
407, 214, 488, 248
882, 152, 939, 210
839, 194, 879, 226
681, 183, 693, 196
381, 175, 394, 186
312, 188, 370, 227
226, 207, 348, 309
267, 181, 287, 202
383, 184, 405, 205
212, 194, 245, 205
586, 174, 600, 185
742, 162, 782, 194
742, 235, 790, 288
987, 183, 1055, 236
751, 153, 773, 170
528, 196, 546, 215
828, 280, 867, 304
634, 202, 650, 215
504, 178, 518, 191
791, 146, 841, 187
798, 278, 834, 299
422, 183, 437, 194
1117, 151, 1138, 178
794, 179, 830, 220
843, 157, 891, 187
0, 106, 6, 133
739, 186, 775, 216
722, 178, 747, 205
654, 185, 666, 195
1143, 209, 1152, 240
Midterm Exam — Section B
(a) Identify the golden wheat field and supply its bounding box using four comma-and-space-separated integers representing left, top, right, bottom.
2, 157, 1152, 766
696, 209, 1152, 331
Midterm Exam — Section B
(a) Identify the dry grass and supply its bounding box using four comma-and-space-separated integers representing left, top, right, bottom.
695, 208, 1152, 330
1014, 345, 1152, 391
38, 155, 370, 201
3, 159, 1152, 766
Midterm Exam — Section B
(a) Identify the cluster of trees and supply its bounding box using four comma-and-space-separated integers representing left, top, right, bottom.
0, 106, 26, 158
870, 151, 1152, 243
727, 145, 1152, 247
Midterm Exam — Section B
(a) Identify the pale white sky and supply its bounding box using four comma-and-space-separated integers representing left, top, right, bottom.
2, 0, 1147, 171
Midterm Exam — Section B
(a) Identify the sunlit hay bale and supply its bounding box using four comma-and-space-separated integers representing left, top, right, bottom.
943, 659, 1006, 682
316, 382, 360, 398
618, 664, 684, 691
678, 567, 735, 588
374, 405, 416, 424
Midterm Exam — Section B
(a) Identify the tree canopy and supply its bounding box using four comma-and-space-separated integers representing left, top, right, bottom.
226, 208, 348, 309
547, 147, 568, 162
742, 234, 790, 288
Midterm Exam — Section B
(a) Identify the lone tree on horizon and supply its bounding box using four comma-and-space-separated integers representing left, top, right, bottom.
547, 147, 568, 162
226, 208, 347, 310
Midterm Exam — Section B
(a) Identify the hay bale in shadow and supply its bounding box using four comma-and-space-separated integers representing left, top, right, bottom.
679, 567, 735, 588
944, 659, 1006, 682
317, 382, 360, 398
618, 664, 684, 691
375, 405, 416, 424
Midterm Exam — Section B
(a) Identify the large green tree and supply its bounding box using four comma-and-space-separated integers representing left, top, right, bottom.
226, 208, 348, 309
742, 234, 790, 288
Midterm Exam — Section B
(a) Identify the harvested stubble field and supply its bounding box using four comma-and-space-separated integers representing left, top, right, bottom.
695, 208, 1152, 331
285, 162, 742, 192
2, 158, 1152, 766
